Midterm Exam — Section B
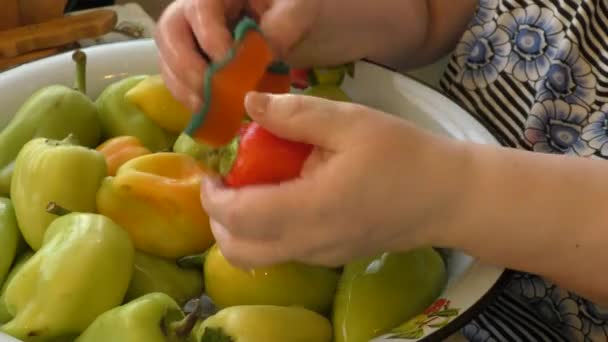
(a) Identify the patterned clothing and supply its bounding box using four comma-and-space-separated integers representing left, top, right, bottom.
438, 0, 608, 340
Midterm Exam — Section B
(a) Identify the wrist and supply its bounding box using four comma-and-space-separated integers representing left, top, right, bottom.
423, 138, 479, 249
310, 0, 429, 67
386, 128, 478, 251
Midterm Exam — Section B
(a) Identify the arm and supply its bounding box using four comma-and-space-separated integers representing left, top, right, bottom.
362, 0, 478, 70
436, 143, 608, 305
298, 0, 477, 70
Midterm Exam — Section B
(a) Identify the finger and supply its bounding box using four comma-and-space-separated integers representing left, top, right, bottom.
244, 91, 364, 149
154, 1, 208, 95
200, 175, 313, 240
158, 54, 202, 112
210, 219, 292, 268
185, 0, 236, 62
257, 0, 318, 59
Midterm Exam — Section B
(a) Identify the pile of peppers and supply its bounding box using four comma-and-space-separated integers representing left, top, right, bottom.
0, 17, 449, 342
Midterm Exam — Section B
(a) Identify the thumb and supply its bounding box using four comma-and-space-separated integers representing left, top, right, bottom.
244, 91, 361, 148
255, 0, 317, 60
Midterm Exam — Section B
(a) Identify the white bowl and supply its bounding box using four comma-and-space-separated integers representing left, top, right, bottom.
0, 39, 508, 342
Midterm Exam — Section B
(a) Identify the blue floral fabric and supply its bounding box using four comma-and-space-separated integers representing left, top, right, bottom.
439, 0, 608, 341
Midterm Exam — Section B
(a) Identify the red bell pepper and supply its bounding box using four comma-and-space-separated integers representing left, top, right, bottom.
203, 121, 313, 188
289, 68, 312, 89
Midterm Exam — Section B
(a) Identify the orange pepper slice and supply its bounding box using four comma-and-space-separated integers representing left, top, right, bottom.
257, 62, 292, 94
184, 17, 274, 147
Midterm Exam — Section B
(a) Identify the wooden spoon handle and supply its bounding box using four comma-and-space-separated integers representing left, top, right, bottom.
0, 9, 117, 58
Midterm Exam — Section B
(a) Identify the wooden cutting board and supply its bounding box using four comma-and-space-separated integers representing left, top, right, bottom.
0, 9, 117, 59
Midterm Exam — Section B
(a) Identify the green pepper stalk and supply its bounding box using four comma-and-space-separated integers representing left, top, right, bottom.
73, 50, 87, 95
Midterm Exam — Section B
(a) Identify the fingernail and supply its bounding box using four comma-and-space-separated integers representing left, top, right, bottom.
245, 91, 270, 116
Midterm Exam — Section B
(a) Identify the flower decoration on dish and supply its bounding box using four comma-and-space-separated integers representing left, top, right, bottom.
524, 99, 593, 156
385, 298, 460, 340
535, 40, 596, 107
499, 5, 565, 82
455, 21, 512, 90
581, 104, 608, 156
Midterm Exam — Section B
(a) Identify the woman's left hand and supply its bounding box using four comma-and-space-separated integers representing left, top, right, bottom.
200, 91, 472, 269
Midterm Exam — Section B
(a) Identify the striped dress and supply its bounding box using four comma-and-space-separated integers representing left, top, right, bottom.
439, 0, 608, 340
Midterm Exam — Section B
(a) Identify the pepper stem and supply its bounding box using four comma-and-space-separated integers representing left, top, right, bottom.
171, 299, 202, 338
167, 294, 217, 340
72, 50, 87, 94
217, 136, 240, 177
176, 250, 208, 270
46, 202, 72, 216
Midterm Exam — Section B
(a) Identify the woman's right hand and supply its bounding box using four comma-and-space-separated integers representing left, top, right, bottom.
154, 0, 324, 113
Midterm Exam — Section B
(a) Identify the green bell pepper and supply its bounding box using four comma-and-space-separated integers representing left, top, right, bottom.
95, 75, 177, 152
0, 207, 135, 341
0, 50, 102, 196
0, 198, 20, 286
75, 292, 195, 342
195, 305, 333, 342
332, 247, 447, 342
10, 135, 107, 250
0, 250, 33, 324
125, 251, 203, 306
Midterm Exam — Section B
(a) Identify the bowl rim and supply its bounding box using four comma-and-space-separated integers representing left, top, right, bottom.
0, 39, 513, 342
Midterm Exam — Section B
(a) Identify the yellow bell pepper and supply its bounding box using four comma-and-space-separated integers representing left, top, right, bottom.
124, 74, 192, 134
96, 152, 215, 259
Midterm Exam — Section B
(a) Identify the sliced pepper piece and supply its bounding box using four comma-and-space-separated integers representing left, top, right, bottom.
195, 305, 333, 342
184, 17, 274, 147
96, 136, 151, 176
75, 292, 195, 342
96, 152, 215, 259
256, 62, 292, 94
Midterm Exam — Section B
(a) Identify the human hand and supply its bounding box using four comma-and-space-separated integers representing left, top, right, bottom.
154, 0, 323, 113
199, 92, 473, 269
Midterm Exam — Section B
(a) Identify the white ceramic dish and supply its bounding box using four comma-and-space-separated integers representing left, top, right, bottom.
0, 39, 508, 342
